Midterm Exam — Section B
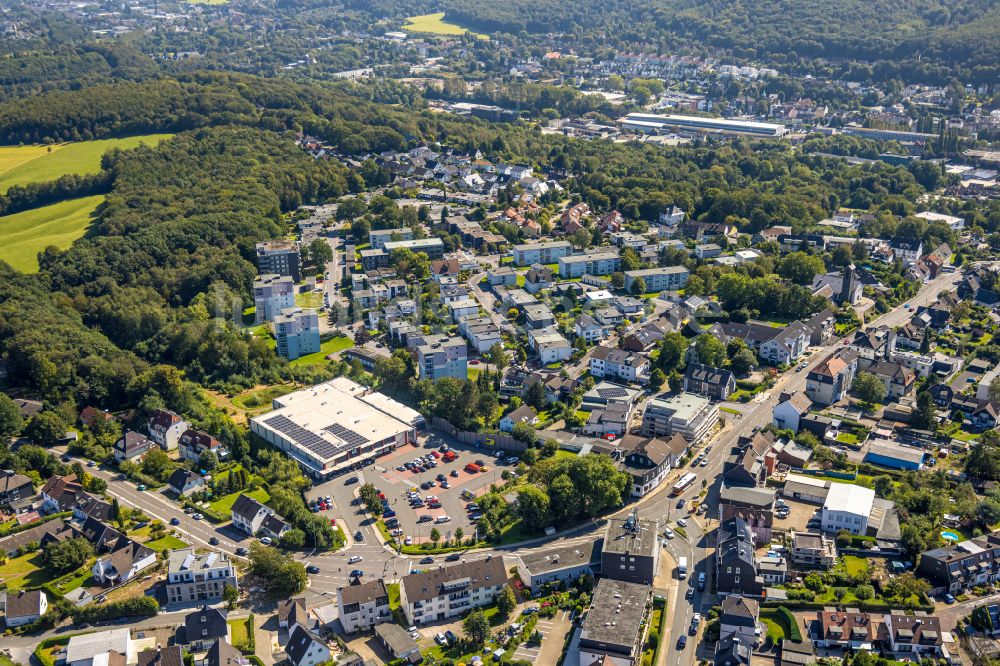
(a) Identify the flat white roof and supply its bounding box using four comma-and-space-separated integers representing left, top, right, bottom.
66, 629, 131, 664
647, 391, 711, 420
823, 483, 875, 516
622, 113, 785, 134
253, 378, 415, 465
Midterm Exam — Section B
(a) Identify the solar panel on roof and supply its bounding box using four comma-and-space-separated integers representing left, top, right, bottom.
323, 423, 369, 447
597, 387, 628, 399
265, 415, 344, 459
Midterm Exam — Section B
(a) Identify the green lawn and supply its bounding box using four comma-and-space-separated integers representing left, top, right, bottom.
842, 555, 869, 576
48, 564, 94, 594
468, 367, 481, 380
720, 406, 742, 416
209, 487, 269, 515
403, 12, 487, 38
0, 195, 103, 272
288, 335, 354, 366
294, 290, 324, 308
228, 618, 250, 649
0, 551, 58, 591
145, 535, 189, 552
836, 432, 860, 445
0, 135, 173, 193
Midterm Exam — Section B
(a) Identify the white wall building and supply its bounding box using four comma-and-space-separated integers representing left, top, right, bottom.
821, 484, 875, 535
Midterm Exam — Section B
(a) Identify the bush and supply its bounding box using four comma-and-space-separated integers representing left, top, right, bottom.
70, 596, 159, 623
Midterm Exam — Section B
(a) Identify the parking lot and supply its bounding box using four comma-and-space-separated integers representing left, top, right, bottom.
772, 497, 821, 535
307, 432, 520, 546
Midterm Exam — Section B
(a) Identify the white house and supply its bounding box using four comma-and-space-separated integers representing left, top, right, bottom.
147, 409, 188, 451
285, 624, 331, 666
820, 484, 875, 536
2, 589, 47, 627
92, 540, 158, 587
499, 405, 539, 433
772, 392, 812, 433
574, 314, 607, 344
337, 580, 391, 633
758, 322, 809, 365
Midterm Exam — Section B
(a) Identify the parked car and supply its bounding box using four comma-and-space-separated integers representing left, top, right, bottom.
944, 593, 956, 604
445, 630, 457, 645
676, 499, 686, 509
663, 528, 674, 539
404, 536, 413, 546
306, 565, 320, 574
676, 518, 687, 527
259, 537, 273, 545
193, 513, 204, 521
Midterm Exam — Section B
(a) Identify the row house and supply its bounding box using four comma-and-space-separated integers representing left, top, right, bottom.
919, 531, 1000, 594
716, 517, 764, 597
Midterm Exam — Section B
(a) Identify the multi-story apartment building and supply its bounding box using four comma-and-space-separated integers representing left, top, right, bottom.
383, 237, 444, 259
806, 350, 858, 405
619, 434, 688, 498
882, 613, 946, 660
623, 266, 690, 293
253, 274, 295, 323
642, 392, 719, 443
512, 241, 572, 266
683, 363, 736, 400
758, 321, 809, 365
369, 228, 413, 250
417, 336, 468, 381
578, 579, 651, 666
558, 251, 622, 278
256, 240, 301, 282
399, 557, 508, 625
147, 409, 188, 451
275, 308, 320, 361
166, 549, 238, 605
716, 517, 764, 597
919, 530, 1000, 594
589, 347, 649, 383
601, 515, 660, 585
338, 579, 391, 633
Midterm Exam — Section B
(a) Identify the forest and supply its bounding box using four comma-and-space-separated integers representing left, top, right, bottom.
0, 72, 994, 417
361, 0, 1000, 85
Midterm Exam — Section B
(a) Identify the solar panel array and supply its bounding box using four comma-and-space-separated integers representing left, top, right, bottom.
597, 387, 629, 399
265, 415, 342, 459
323, 423, 369, 448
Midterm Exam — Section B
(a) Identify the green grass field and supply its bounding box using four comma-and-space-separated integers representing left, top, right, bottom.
294, 290, 324, 308
289, 335, 354, 366
209, 487, 269, 516
0, 195, 104, 272
403, 12, 488, 38
0, 551, 58, 591
145, 535, 189, 552
0, 134, 173, 193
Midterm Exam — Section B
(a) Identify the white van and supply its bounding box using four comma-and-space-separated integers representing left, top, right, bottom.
435, 515, 451, 523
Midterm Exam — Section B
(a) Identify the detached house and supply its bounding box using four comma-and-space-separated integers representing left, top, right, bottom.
92, 539, 157, 587
2, 589, 48, 627
772, 392, 812, 433
499, 405, 539, 433
814, 609, 875, 650
870, 361, 916, 400
177, 606, 229, 653
168, 469, 205, 497
230, 494, 290, 539
179, 430, 227, 464
758, 321, 809, 365
147, 410, 188, 452
806, 350, 858, 406
286, 624, 330, 666
40, 474, 83, 512
0, 470, 33, 511
114, 431, 155, 463
618, 434, 688, 498
589, 347, 649, 383
683, 363, 736, 400
338, 579, 391, 633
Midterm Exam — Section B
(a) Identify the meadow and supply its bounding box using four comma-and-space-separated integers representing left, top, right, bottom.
403, 13, 488, 38
0, 134, 173, 193
0, 195, 104, 272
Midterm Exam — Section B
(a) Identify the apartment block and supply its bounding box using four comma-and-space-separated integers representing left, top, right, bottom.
623, 266, 690, 293
512, 241, 572, 266
558, 252, 622, 278
166, 549, 238, 605
417, 336, 468, 381
642, 392, 719, 443
253, 274, 295, 323
275, 308, 321, 361
256, 240, 301, 282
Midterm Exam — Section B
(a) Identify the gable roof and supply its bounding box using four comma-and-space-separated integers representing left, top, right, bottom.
231, 494, 269, 523
4, 589, 45, 618
168, 469, 203, 492
339, 579, 389, 607
138, 647, 184, 666
204, 640, 243, 666
285, 624, 327, 666
181, 606, 228, 643
402, 556, 508, 605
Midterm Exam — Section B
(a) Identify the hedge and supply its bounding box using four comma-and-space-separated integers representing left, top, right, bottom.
763, 598, 934, 613
70, 596, 159, 623
778, 606, 802, 642
34, 632, 94, 666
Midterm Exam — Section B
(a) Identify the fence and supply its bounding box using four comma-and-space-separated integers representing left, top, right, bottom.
428, 416, 531, 453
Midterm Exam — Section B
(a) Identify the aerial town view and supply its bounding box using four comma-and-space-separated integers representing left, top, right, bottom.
0, 1, 999, 665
